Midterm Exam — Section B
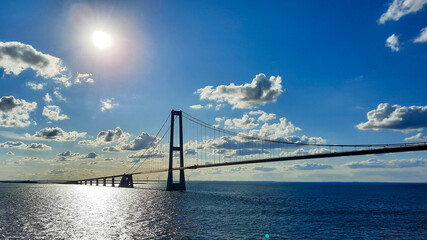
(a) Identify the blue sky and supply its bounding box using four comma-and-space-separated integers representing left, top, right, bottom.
0, 0, 426, 182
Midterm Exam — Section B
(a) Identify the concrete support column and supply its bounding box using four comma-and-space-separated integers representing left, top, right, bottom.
112, 177, 115, 187
96, 179, 99, 186
103, 178, 106, 186
90, 180, 92, 185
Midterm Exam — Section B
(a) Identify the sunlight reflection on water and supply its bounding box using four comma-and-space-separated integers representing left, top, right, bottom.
1, 182, 426, 239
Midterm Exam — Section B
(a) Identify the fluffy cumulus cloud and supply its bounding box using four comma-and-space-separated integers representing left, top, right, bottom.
285, 163, 333, 170
26, 82, 46, 90
0, 141, 51, 151
74, 73, 94, 84
224, 115, 259, 129
404, 132, 427, 141
346, 158, 427, 168
249, 117, 301, 139
42, 105, 69, 121
195, 73, 283, 109
0, 41, 71, 86
386, 34, 400, 52
79, 127, 130, 146
378, 0, 427, 24
30, 127, 86, 141
356, 103, 427, 131
414, 26, 427, 43
121, 132, 158, 151
56, 151, 80, 161
0, 96, 37, 128
249, 110, 276, 122
100, 98, 118, 112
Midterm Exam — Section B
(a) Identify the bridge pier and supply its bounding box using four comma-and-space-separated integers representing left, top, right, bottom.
90, 180, 92, 185
85, 180, 87, 185
166, 110, 186, 191
103, 178, 106, 186
119, 174, 134, 188
96, 179, 99, 186
111, 177, 115, 187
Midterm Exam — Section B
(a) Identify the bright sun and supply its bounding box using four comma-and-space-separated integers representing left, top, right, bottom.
92, 31, 112, 49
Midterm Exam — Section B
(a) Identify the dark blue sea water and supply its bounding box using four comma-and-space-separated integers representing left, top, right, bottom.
0, 182, 426, 239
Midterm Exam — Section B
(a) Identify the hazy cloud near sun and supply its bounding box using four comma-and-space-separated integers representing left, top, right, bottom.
100, 98, 119, 112
195, 73, 283, 109
0, 41, 72, 86
378, 0, 427, 24
0, 96, 37, 128
356, 103, 427, 131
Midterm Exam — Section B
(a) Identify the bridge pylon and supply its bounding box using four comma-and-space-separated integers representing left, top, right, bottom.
119, 174, 134, 188
166, 110, 186, 191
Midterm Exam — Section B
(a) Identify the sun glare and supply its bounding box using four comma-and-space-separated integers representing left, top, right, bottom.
92, 30, 112, 49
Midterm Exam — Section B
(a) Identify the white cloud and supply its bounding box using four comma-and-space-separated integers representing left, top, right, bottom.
0, 41, 72, 86
26, 143, 52, 151
195, 73, 283, 109
78, 127, 131, 146
249, 117, 301, 139
100, 98, 118, 112
190, 104, 203, 110
0, 96, 37, 128
386, 34, 400, 52
74, 73, 94, 84
224, 115, 259, 129
56, 151, 81, 161
26, 82, 46, 90
285, 163, 333, 170
356, 103, 427, 131
53, 88, 66, 101
404, 132, 427, 141
121, 132, 158, 151
281, 147, 333, 157
30, 127, 86, 141
346, 158, 427, 168
102, 146, 121, 152
43, 93, 52, 103
249, 110, 276, 122
0, 141, 51, 151
42, 105, 69, 121
378, 0, 427, 24
414, 26, 427, 43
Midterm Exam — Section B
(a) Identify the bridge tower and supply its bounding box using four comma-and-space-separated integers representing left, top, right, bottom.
166, 110, 186, 191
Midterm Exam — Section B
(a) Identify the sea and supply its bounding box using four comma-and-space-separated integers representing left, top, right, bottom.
0, 182, 426, 239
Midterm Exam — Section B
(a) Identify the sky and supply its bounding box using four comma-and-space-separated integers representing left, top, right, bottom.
0, 0, 426, 182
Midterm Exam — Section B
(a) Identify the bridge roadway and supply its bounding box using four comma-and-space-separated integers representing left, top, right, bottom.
75, 144, 427, 183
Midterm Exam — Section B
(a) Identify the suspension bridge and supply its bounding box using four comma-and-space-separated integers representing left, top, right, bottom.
72, 110, 427, 190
